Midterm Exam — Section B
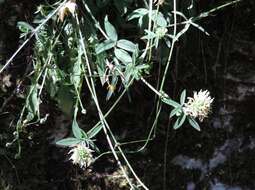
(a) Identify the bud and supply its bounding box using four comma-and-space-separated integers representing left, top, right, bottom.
5, 143, 12, 147
81, 109, 86, 115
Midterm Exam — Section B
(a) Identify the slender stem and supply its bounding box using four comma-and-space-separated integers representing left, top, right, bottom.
4, 153, 20, 184
135, 107, 161, 152
141, 77, 162, 97
148, 4, 160, 62
147, 0, 178, 141
0, 0, 67, 74
74, 86, 86, 113
143, 0, 149, 8
161, 1, 177, 189
76, 15, 139, 189
91, 78, 134, 131
195, 0, 242, 20
141, 0, 153, 59
83, 2, 109, 40
166, 0, 243, 28
14, 54, 52, 158
159, 1, 177, 91
39, 68, 48, 96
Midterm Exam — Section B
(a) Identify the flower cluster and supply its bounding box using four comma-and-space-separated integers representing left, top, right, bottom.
58, 0, 77, 22
183, 90, 214, 121
156, 27, 168, 39
69, 142, 94, 168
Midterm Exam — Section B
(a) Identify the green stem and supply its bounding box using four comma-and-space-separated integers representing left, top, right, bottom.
0, 0, 67, 74
76, 15, 142, 189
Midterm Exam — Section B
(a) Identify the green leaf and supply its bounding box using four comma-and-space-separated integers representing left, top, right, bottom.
124, 63, 133, 83
173, 114, 186, 130
17, 21, 34, 38
170, 106, 181, 118
180, 89, 186, 105
104, 16, 118, 41
46, 68, 62, 97
155, 38, 159, 48
179, 114, 186, 128
71, 51, 82, 89
72, 119, 83, 139
117, 39, 136, 53
87, 139, 100, 153
142, 30, 157, 40
128, 8, 148, 20
27, 85, 39, 116
56, 138, 82, 146
81, 130, 88, 139
114, 48, 132, 64
138, 17, 143, 27
95, 40, 116, 54
87, 124, 103, 138
96, 55, 107, 85
164, 38, 171, 48
57, 85, 75, 116
173, 119, 180, 130
162, 97, 181, 108
188, 117, 201, 131
152, 11, 167, 27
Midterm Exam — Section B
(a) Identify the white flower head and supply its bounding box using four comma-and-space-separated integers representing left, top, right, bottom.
58, 0, 77, 22
156, 27, 168, 39
69, 142, 94, 168
183, 90, 214, 122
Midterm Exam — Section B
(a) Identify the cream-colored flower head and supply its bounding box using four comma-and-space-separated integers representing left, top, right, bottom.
58, 0, 77, 22
69, 142, 94, 168
156, 27, 168, 39
183, 90, 214, 122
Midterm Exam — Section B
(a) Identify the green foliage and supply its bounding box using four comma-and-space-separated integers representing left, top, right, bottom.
2, 0, 235, 187
17, 21, 34, 38
95, 39, 116, 54
116, 39, 136, 53
188, 117, 201, 131
104, 16, 118, 41
12, 0, 208, 153
56, 137, 83, 146
162, 89, 201, 131
114, 48, 132, 64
